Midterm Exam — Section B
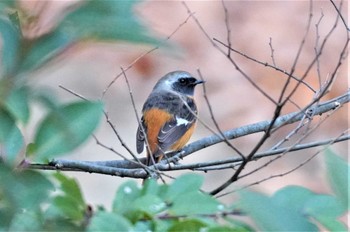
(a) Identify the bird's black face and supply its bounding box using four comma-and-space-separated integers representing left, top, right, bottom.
173, 76, 204, 95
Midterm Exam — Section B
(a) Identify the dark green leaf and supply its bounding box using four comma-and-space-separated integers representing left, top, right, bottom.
170, 191, 222, 216
0, 108, 24, 165
0, 17, 19, 77
32, 101, 103, 160
168, 219, 206, 232
239, 190, 317, 231
165, 173, 204, 202
324, 149, 349, 208
87, 211, 132, 232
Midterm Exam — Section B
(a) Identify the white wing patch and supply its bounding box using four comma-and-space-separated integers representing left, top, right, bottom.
176, 116, 190, 126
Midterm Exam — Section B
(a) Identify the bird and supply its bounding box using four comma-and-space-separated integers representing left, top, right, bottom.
136, 71, 204, 166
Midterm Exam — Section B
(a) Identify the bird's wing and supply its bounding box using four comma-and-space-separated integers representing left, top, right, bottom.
136, 116, 146, 154
158, 97, 197, 151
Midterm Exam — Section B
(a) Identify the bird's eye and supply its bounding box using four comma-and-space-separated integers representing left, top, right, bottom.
179, 78, 187, 85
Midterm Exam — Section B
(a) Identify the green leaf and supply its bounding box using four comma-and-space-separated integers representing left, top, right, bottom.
4, 86, 30, 124
51, 196, 84, 220
87, 211, 132, 232
165, 173, 204, 202
305, 194, 347, 231
207, 226, 246, 232
18, 0, 162, 74
170, 191, 222, 216
19, 29, 72, 73
46, 173, 86, 221
0, 0, 15, 11
60, 0, 161, 44
112, 180, 141, 215
9, 211, 41, 231
168, 219, 206, 232
142, 178, 160, 196
54, 172, 85, 207
239, 190, 317, 231
0, 17, 19, 77
223, 217, 254, 232
31, 87, 59, 110
324, 149, 349, 208
273, 185, 347, 231
0, 108, 24, 165
32, 101, 103, 161
0, 164, 54, 211
133, 194, 166, 216
272, 185, 314, 213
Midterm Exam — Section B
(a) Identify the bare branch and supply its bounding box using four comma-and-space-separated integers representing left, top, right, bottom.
329, 0, 349, 31
25, 92, 350, 178
101, 11, 194, 98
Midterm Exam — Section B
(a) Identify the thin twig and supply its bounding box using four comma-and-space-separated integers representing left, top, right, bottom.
101, 12, 194, 99
197, 69, 245, 159
182, 2, 277, 105
329, 0, 349, 31
216, 129, 349, 198
269, 37, 277, 67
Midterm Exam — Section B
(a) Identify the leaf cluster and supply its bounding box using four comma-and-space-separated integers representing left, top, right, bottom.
0, 0, 160, 165
1, 150, 347, 231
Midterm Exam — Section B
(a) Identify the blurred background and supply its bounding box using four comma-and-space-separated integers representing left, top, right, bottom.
19, 0, 348, 208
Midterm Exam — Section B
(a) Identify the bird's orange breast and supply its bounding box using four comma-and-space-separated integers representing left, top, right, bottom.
143, 108, 172, 155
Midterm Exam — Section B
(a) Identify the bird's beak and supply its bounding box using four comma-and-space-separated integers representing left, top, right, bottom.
194, 79, 205, 85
